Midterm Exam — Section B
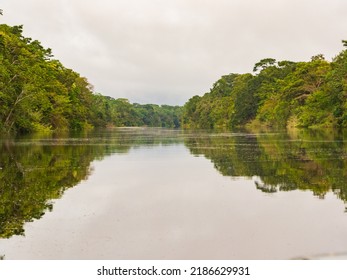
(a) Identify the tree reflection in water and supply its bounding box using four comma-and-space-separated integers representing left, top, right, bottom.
185, 128, 347, 202
0, 128, 183, 239
1, 127, 347, 241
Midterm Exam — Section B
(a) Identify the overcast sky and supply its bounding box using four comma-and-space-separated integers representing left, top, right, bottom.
1, 0, 347, 105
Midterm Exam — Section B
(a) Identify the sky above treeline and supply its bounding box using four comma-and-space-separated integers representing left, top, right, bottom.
1, 0, 347, 105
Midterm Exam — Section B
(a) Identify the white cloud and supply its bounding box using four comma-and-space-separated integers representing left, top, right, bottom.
2, 0, 347, 105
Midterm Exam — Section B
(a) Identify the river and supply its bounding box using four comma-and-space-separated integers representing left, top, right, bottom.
1, 127, 347, 259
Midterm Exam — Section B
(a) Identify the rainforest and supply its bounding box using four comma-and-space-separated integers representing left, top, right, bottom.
1, 23, 347, 133
0, 24, 181, 134
182, 43, 347, 129
2, 22, 347, 260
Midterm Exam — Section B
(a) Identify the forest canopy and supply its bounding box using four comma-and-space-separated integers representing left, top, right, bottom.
0, 24, 181, 134
1, 22, 347, 134
182, 44, 347, 129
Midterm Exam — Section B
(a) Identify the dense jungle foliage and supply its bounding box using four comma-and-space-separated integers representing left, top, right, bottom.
0, 24, 181, 134
1, 21, 347, 133
182, 42, 347, 129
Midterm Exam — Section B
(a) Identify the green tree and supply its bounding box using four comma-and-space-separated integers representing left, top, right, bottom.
253, 58, 277, 72
230, 74, 259, 126
0, 25, 54, 133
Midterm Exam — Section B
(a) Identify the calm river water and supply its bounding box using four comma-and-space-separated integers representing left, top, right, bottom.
1, 127, 347, 259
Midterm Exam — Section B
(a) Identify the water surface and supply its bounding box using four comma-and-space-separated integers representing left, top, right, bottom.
1, 128, 347, 259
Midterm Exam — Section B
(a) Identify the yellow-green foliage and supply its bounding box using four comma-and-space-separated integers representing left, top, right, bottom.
182, 47, 347, 129
0, 24, 182, 134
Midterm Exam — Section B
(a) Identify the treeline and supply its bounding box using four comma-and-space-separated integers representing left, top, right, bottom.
91, 96, 181, 128
182, 42, 347, 129
3, 22, 347, 133
0, 24, 181, 134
